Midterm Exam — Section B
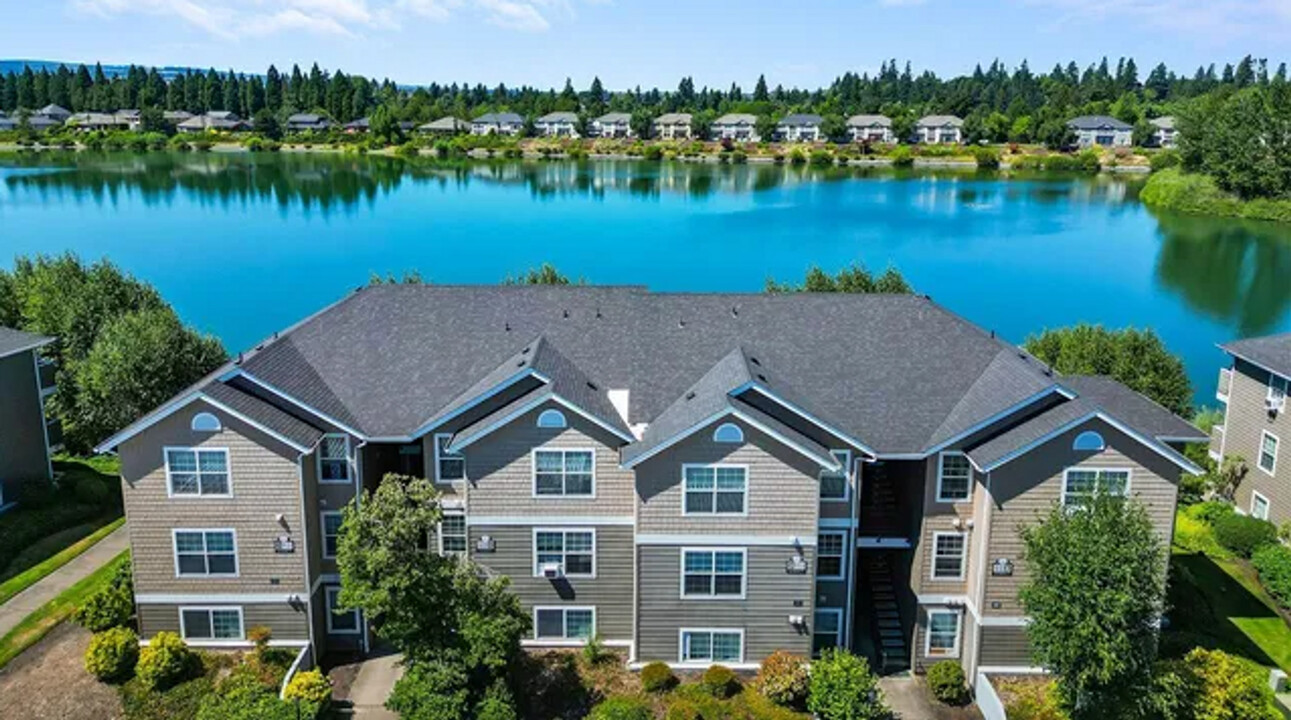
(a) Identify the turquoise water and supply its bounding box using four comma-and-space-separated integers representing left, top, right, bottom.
2, 151, 1289, 409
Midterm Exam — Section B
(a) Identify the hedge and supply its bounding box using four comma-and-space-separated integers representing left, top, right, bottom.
1253, 543, 1291, 609
1212, 513, 1278, 557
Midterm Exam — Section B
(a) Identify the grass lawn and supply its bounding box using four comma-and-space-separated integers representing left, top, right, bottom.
0, 550, 129, 670
0, 517, 125, 605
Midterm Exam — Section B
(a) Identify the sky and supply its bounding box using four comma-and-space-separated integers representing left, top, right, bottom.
2, 0, 1290, 90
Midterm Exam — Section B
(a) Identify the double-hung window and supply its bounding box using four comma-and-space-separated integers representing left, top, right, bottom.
680, 629, 743, 663
434, 434, 465, 482
683, 465, 746, 515
1253, 491, 1272, 521
931, 532, 966, 580
925, 610, 961, 658
321, 512, 343, 559
534, 607, 595, 640
812, 609, 843, 657
817, 532, 845, 579
174, 530, 237, 576
180, 607, 243, 641
1270, 375, 1289, 408
166, 447, 230, 497
439, 513, 467, 557
936, 452, 972, 503
820, 451, 850, 502
326, 587, 361, 634
682, 549, 745, 598
1063, 468, 1130, 507
534, 530, 594, 577
533, 449, 594, 496
318, 435, 351, 484
1260, 432, 1279, 476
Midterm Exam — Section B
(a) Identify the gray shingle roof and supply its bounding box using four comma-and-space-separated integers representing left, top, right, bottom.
1150, 116, 1176, 130
0, 326, 54, 359
1222, 333, 1291, 379
713, 113, 758, 126
202, 381, 326, 450
537, 112, 579, 123
917, 115, 963, 127
847, 115, 892, 127
421, 117, 468, 131
654, 113, 692, 124
1067, 115, 1133, 131
474, 112, 524, 124
596, 113, 632, 123
778, 114, 823, 127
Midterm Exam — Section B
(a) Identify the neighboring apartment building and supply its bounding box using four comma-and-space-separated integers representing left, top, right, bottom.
915, 116, 963, 144
418, 117, 470, 135
0, 327, 58, 507
1150, 117, 1177, 148
653, 113, 693, 141
710, 114, 760, 142
1211, 333, 1291, 523
1067, 116, 1133, 149
177, 112, 248, 133
592, 113, 633, 139
535, 112, 581, 138
97, 286, 1204, 676
847, 115, 894, 144
472, 112, 526, 136
286, 114, 332, 133
776, 115, 823, 143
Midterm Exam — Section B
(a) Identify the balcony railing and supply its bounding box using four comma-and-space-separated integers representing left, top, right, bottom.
45, 417, 64, 451
38, 360, 56, 394
1217, 368, 1232, 402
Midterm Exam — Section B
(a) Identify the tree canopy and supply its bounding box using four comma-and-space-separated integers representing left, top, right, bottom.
765, 264, 913, 294
1177, 84, 1291, 200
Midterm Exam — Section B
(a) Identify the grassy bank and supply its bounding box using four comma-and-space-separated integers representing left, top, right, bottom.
1142, 167, 1291, 223
0, 517, 125, 605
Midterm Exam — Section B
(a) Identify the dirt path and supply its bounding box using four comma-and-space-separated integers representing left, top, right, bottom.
0, 622, 122, 718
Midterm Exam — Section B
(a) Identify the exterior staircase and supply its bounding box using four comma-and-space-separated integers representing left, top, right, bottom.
862, 553, 909, 674
860, 462, 903, 538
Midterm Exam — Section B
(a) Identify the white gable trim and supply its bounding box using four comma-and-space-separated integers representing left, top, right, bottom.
976, 410, 1203, 475
231, 369, 369, 440
409, 367, 551, 440
94, 391, 314, 455
732, 382, 878, 458
446, 392, 634, 454
621, 406, 842, 472
920, 385, 1071, 456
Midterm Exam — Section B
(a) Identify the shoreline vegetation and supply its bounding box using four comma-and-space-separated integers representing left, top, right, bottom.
1143, 168, 1291, 223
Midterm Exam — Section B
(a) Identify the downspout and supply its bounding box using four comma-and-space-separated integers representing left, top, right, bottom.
296, 449, 317, 666
844, 455, 861, 651
969, 472, 993, 681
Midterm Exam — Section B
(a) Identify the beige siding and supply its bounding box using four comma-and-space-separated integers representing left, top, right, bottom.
119, 400, 308, 595
1224, 360, 1291, 524
138, 602, 309, 642
0, 350, 50, 496
978, 626, 1033, 668
912, 456, 981, 597
636, 417, 821, 538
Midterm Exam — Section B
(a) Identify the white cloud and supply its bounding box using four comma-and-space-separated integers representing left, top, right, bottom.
1021, 0, 1291, 42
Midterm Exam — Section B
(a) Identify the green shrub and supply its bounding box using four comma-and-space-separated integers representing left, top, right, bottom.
788, 148, 806, 165
808, 649, 887, 720
1213, 513, 1277, 557
588, 696, 651, 720
1141, 168, 1291, 224
702, 664, 740, 698
754, 650, 809, 707
196, 669, 298, 720
120, 674, 214, 720
1186, 500, 1235, 525
192, 140, 213, 153
640, 661, 677, 692
890, 146, 914, 167
808, 150, 833, 166
997, 678, 1067, 720
85, 626, 139, 682
1150, 149, 1181, 172
664, 699, 702, 720
731, 150, 747, 164
72, 475, 110, 506
475, 680, 518, 720
73, 582, 133, 631
1174, 511, 1231, 559
136, 631, 200, 691
643, 145, 664, 161
283, 669, 332, 707
972, 146, 1001, 169
387, 661, 470, 720
925, 660, 968, 705
1154, 648, 1281, 720
244, 136, 264, 151
1253, 543, 1291, 608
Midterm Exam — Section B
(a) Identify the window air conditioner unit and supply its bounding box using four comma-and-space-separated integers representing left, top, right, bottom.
540, 562, 564, 579
1267, 397, 1285, 414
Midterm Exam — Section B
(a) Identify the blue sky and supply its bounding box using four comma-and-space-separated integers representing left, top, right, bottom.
3, 0, 1289, 90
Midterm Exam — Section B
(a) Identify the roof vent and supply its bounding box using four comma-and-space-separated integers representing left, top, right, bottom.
731, 306, 739, 317
757, 374, 767, 382
563, 309, 569, 318
685, 391, 696, 401
236, 352, 243, 364
587, 381, 599, 391
521, 346, 530, 355
596, 308, 602, 319
678, 319, 686, 328
749, 356, 760, 366
505, 322, 511, 332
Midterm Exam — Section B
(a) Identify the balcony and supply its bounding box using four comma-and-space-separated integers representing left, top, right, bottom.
1217, 368, 1232, 402
1209, 424, 1224, 462
46, 417, 64, 452
38, 359, 56, 396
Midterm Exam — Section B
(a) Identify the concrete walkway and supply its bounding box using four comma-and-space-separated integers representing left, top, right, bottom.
343, 649, 404, 719
0, 526, 130, 637
878, 676, 984, 720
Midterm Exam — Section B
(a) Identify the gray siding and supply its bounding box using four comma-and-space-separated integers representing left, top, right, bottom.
636, 544, 815, 663
138, 602, 310, 642
1224, 360, 1291, 524
469, 524, 634, 641
0, 350, 50, 499
978, 625, 1033, 668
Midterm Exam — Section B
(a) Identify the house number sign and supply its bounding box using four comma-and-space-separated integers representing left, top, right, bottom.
992, 558, 1014, 576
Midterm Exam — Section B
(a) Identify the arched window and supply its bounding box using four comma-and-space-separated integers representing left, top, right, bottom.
191, 412, 222, 432
537, 409, 567, 429
713, 422, 744, 444
1072, 430, 1105, 452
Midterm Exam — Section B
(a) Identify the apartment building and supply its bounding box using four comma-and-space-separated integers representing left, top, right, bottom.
97, 286, 1204, 675
0, 326, 58, 507
1211, 333, 1290, 523
915, 115, 964, 144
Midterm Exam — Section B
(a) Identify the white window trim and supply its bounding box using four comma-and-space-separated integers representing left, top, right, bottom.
678, 628, 745, 665
434, 433, 466, 483
178, 605, 245, 641
190, 412, 222, 432
532, 528, 597, 579
1269, 374, 1289, 403
680, 547, 748, 600
1260, 431, 1280, 477
326, 586, 362, 635
164, 446, 232, 499
680, 463, 749, 517
438, 511, 467, 557
317, 434, 353, 485
930, 531, 967, 581
321, 511, 343, 560
1252, 490, 1272, 521
532, 605, 597, 642
935, 451, 973, 504
531, 448, 597, 499
816, 531, 846, 580
1059, 467, 1133, 506
820, 449, 851, 503
537, 409, 568, 429
172, 528, 239, 578
1072, 430, 1106, 452
712, 422, 745, 444
813, 608, 844, 652
924, 607, 962, 659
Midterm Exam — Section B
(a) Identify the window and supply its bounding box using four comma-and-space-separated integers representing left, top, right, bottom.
190, 412, 221, 432
925, 610, 961, 658
682, 549, 746, 598
321, 512, 343, 559
812, 609, 843, 658
326, 586, 361, 634
434, 434, 465, 482
936, 452, 972, 503
1063, 468, 1130, 506
180, 607, 243, 641
439, 513, 467, 557
1253, 491, 1271, 521
1270, 375, 1289, 406
683, 465, 747, 515
931, 532, 966, 580
820, 450, 850, 501
537, 409, 567, 429
534, 530, 595, 577
174, 530, 237, 576
533, 449, 594, 496
680, 629, 743, 663
318, 435, 351, 484
165, 448, 230, 497
1260, 432, 1279, 476
712, 422, 744, 444
817, 532, 845, 579
1072, 431, 1106, 452
534, 607, 595, 640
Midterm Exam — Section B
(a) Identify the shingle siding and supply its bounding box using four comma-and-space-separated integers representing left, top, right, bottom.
1225, 360, 1291, 523
978, 626, 1033, 668
138, 602, 310, 642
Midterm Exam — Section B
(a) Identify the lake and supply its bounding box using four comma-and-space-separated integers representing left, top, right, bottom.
2, 150, 1289, 411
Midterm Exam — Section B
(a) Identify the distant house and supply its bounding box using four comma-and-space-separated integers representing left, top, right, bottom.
1150, 116, 1177, 148
592, 112, 633, 139
67, 112, 127, 132
419, 116, 470, 134
471, 112, 525, 136
535, 112, 580, 138
915, 115, 963, 144
36, 104, 71, 122
115, 109, 141, 130
846, 115, 894, 144
0, 326, 58, 507
343, 117, 370, 133
163, 111, 194, 124
652, 113, 692, 140
776, 114, 823, 143
25, 115, 61, 132
711, 113, 760, 142
176, 111, 249, 133
286, 113, 332, 132
1067, 116, 1133, 149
